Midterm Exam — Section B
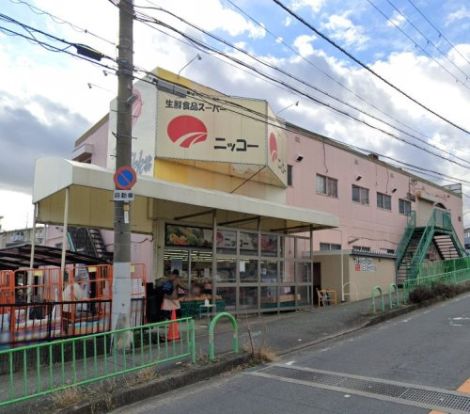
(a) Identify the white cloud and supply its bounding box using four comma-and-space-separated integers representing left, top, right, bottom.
293, 34, 317, 57
0, 190, 34, 231
283, 16, 292, 27
322, 12, 369, 50
291, 0, 326, 14
446, 6, 470, 24
387, 11, 406, 28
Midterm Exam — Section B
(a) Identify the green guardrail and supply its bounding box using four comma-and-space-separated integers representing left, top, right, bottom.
388, 283, 400, 309
403, 267, 470, 302
0, 317, 196, 408
371, 286, 384, 313
208, 312, 239, 362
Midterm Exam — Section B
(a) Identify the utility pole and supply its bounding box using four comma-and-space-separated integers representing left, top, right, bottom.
112, 0, 134, 336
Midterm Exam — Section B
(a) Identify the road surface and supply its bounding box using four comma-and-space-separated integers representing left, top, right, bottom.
112, 293, 470, 414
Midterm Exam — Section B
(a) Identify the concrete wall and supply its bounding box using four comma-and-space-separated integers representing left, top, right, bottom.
313, 252, 348, 302
348, 255, 396, 301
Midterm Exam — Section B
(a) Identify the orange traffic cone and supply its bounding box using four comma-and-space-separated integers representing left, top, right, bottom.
167, 309, 180, 341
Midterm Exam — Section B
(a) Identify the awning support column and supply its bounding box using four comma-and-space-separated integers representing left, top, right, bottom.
309, 225, 314, 308
27, 203, 38, 302
60, 188, 70, 278
212, 211, 217, 307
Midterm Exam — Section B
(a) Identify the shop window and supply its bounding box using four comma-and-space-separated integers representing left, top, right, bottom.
352, 185, 369, 205
352, 245, 370, 252
261, 234, 278, 257
239, 231, 258, 256
399, 199, 412, 216
260, 286, 278, 310
239, 260, 258, 283
216, 229, 237, 254
319, 243, 341, 251
239, 286, 258, 310
260, 261, 278, 283
377, 192, 392, 210
217, 287, 236, 310
287, 165, 293, 186
316, 174, 338, 198
216, 260, 236, 283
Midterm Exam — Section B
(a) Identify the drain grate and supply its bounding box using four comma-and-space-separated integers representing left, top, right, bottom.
401, 388, 470, 412
254, 365, 470, 414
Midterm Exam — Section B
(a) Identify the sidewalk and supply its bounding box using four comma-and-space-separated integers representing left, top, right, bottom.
193, 299, 372, 358
2, 299, 376, 414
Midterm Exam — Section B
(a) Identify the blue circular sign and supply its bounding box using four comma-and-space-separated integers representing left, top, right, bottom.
114, 165, 137, 190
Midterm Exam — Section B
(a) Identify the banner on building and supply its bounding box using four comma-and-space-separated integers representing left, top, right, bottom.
107, 79, 156, 176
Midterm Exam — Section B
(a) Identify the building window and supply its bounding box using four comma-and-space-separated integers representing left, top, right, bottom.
316, 174, 338, 198
319, 243, 341, 251
377, 192, 392, 210
287, 165, 293, 186
352, 185, 369, 205
352, 245, 371, 252
399, 199, 411, 216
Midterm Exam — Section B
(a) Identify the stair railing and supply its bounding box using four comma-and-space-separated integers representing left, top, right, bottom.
396, 211, 416, 271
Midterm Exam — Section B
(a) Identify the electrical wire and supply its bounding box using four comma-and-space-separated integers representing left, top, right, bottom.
223, 0, 430, 142
271, 0, 470, 135
365, 0, 470, 88
406, 0, 470, 69
384, 0, 469, 81
2, 14, 469, 195
129, 13, 470, 171
131, 3, 470, 169
7, 0, 116, 46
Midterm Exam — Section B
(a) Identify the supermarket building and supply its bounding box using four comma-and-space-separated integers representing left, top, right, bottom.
34, 68, 465, 313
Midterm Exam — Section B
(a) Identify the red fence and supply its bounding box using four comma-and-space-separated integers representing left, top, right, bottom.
0, 264, 147, 346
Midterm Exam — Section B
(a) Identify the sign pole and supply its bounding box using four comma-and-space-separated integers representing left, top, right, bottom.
112, 0, 134, 340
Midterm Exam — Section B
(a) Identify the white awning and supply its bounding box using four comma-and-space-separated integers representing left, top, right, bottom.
33, 158, 338, 234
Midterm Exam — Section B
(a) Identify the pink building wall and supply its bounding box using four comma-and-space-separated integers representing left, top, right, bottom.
49, 104, 463, 279
286, 129, 463, 252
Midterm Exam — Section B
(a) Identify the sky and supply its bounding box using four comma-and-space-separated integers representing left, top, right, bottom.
0, 0, 469, 230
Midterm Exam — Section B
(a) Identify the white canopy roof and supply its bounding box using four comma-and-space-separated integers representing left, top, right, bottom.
33, 158, 338, 234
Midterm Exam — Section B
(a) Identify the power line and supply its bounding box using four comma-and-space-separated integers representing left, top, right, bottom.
2, 14, 469, 196
365, 0, 470, 89
384, 0, 469, 81
128, 11, 470, 171
406, 0, 470, 69
271, 0, 470, 135
134, 3, 470, 169
223, 0, 430, 142
7, 0, 116, 46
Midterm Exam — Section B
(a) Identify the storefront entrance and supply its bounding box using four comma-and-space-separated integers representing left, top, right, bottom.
164, 224, 314, 315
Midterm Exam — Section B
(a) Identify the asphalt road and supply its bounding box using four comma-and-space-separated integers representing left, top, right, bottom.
112, 293, 470, 414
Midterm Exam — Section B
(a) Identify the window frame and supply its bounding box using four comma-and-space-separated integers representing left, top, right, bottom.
319, 242, 342, 251
287, 165, 293, 186
377, 192, 392, 211
316, 174, 338, 198
399, 198, 412, 216
352, 185, 369, 205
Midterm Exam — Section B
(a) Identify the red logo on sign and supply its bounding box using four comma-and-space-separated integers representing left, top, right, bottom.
167, 115, 208, 148
269, 132, 278, 162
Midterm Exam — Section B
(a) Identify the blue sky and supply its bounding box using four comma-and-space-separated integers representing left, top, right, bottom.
0, 0, 469, 229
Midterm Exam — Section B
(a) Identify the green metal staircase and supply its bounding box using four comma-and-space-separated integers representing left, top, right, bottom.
396, 209, 467, 284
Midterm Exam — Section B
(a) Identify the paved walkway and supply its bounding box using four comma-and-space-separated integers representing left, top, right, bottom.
194, 299, 372, 358
1, 299, 376, 413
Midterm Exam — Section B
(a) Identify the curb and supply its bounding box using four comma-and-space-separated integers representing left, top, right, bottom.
55, 353, 252, 414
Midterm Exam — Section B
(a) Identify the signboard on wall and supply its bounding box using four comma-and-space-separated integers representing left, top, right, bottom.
156, 90, 287, 187
107, 78, 156, 176
165, 225, 212, 248
354, 257, 376, 272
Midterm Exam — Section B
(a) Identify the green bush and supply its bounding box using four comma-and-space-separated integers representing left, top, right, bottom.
409, 283, 459, 304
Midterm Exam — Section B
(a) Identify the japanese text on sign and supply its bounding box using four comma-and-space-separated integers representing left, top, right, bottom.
165, 99, 226, 113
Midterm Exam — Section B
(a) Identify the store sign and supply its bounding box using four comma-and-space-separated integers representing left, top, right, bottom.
107, 79, 156, 176
156, 91, 287, 187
